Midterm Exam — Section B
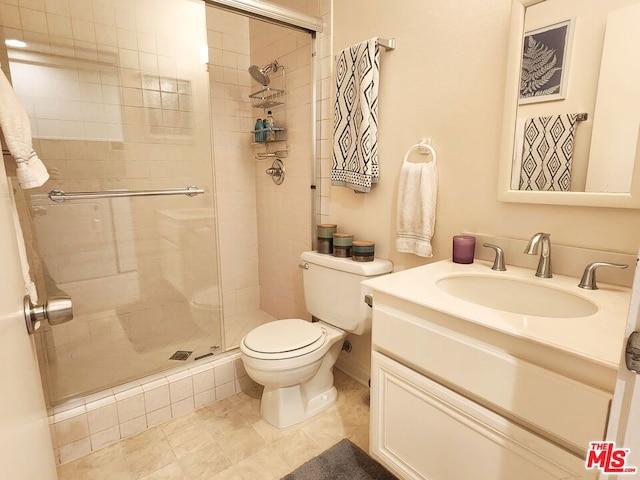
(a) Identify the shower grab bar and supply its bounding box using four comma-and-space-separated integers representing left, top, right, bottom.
48, 186, 204, 203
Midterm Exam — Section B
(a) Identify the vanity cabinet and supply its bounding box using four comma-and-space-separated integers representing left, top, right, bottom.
369, 295, 609, 480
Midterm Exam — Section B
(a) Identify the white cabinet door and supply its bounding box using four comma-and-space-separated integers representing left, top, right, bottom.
603, 249, 640, 478
0, 175, 57, 479
370, 352, 592, 480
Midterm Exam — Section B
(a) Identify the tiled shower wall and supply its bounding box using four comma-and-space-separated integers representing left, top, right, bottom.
206, 1, 317, 325
250, 8, 316, 320
205, 7, 262, 347
0, 0, 223, 402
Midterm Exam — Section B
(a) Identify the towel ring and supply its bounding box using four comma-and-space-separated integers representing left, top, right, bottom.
403, 140, 437, 166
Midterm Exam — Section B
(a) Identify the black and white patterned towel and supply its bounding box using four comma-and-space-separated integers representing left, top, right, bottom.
331, 38, 379, 193
519, 113, 578, 191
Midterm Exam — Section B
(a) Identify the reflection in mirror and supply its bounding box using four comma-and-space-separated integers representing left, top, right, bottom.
498, 0, 640, 208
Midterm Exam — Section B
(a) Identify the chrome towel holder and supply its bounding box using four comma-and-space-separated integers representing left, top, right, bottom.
48, 185, 204, 203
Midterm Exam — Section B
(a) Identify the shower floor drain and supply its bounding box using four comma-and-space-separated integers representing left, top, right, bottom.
169, 350, 193, 361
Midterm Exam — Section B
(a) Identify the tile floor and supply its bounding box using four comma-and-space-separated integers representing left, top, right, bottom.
56, 370, 370, 480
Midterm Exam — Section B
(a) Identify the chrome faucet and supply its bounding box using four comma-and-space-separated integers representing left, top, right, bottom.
483, 243, 506, 271
578, 262, 628, 290
524, 232, 552, 278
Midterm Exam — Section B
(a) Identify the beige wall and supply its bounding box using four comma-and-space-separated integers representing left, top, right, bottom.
328, 0, 640, 383
327, 0, 640, 273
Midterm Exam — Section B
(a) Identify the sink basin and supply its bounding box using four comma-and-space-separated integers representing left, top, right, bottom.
436, 275, 598, 318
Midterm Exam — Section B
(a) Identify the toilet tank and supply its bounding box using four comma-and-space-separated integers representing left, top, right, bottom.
300, 251, 393, 335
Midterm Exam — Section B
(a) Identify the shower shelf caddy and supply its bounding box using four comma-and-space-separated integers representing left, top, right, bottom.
249, 86, 287, 154
249, 87, 284, 109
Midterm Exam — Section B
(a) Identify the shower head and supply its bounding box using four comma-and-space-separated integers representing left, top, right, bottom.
248, 61, 281, 86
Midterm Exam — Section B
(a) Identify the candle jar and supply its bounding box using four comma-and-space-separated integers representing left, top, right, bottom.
452, 235, 476, 264
317, 224, 337, 254
332, 233, 353, 258
352, 240, 375, 262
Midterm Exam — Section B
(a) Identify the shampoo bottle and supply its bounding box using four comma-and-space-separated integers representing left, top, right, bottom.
254, 119, 263, 142
265, 110, 275, 142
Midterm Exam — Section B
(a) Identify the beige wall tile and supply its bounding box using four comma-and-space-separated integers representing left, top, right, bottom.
55, 413, 89, 446
192, 367, 215, 395
144, 385, 170, 413
58, 437, 92, 464
170, 397, 195, 418
213, 361, 234, 385
119, 415, 147, 438
87, 403, 118, 434
90, 425, 120, 451
194, 389, 216, 409
117, 394, 146, 424
147, 406, 172, 428
215, 381, 236, 401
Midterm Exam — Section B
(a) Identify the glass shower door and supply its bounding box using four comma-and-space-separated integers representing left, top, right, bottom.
1, 0, 223, 404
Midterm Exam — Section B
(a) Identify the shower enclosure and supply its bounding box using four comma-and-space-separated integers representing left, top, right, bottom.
0, 0, 315, 405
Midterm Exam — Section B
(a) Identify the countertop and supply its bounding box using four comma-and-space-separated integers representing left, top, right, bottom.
363, 260, 631, 369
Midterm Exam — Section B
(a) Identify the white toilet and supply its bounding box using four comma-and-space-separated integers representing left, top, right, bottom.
240, 250, 393, 428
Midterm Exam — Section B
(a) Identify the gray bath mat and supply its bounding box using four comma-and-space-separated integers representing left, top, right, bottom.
281, 438, 398, 480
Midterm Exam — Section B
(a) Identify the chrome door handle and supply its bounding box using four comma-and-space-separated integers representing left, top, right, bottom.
24, 295, 74, 334
625, 331, 640, 374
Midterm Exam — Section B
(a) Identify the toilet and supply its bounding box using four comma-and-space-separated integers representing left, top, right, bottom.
240, 250, 393, 428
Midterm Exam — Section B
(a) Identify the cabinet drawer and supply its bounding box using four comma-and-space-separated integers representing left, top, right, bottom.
370, 352, 594, 480
372, 302, 611, 453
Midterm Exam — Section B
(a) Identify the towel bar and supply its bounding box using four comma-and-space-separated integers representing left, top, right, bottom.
334, 37, 396, 60
48, 186, 204, 203
376, 38, 396, 51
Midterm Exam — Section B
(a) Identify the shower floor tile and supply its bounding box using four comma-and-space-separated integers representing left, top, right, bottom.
56, 369, 370, 480
46, 308, 275, 404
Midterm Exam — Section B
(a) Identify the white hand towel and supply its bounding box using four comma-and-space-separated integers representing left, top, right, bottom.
395, 147, 438, 258
0, 68, 49, 189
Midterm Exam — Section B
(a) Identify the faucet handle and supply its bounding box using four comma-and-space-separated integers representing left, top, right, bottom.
483, 243, 506, 271
578, 262, 628, 290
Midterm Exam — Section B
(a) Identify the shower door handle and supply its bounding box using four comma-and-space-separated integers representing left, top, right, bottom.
23, 295, 74, 334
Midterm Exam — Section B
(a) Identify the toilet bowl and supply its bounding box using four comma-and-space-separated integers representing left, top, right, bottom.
240, 251, 393, 428
240, 319, 346, 428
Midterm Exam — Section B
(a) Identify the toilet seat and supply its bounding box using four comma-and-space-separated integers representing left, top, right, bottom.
242, 319, 327, 360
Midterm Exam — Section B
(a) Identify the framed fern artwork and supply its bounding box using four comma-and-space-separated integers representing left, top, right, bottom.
519, 19, 574, 104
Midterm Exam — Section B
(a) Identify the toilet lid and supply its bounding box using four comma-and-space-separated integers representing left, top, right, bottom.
244, 319, 324, 354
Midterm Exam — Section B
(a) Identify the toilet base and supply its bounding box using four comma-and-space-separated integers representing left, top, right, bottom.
261, 383, 338, 429
242, 322, 347, 429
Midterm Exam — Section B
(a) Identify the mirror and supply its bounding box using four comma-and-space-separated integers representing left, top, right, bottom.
498, 0, 640, 208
